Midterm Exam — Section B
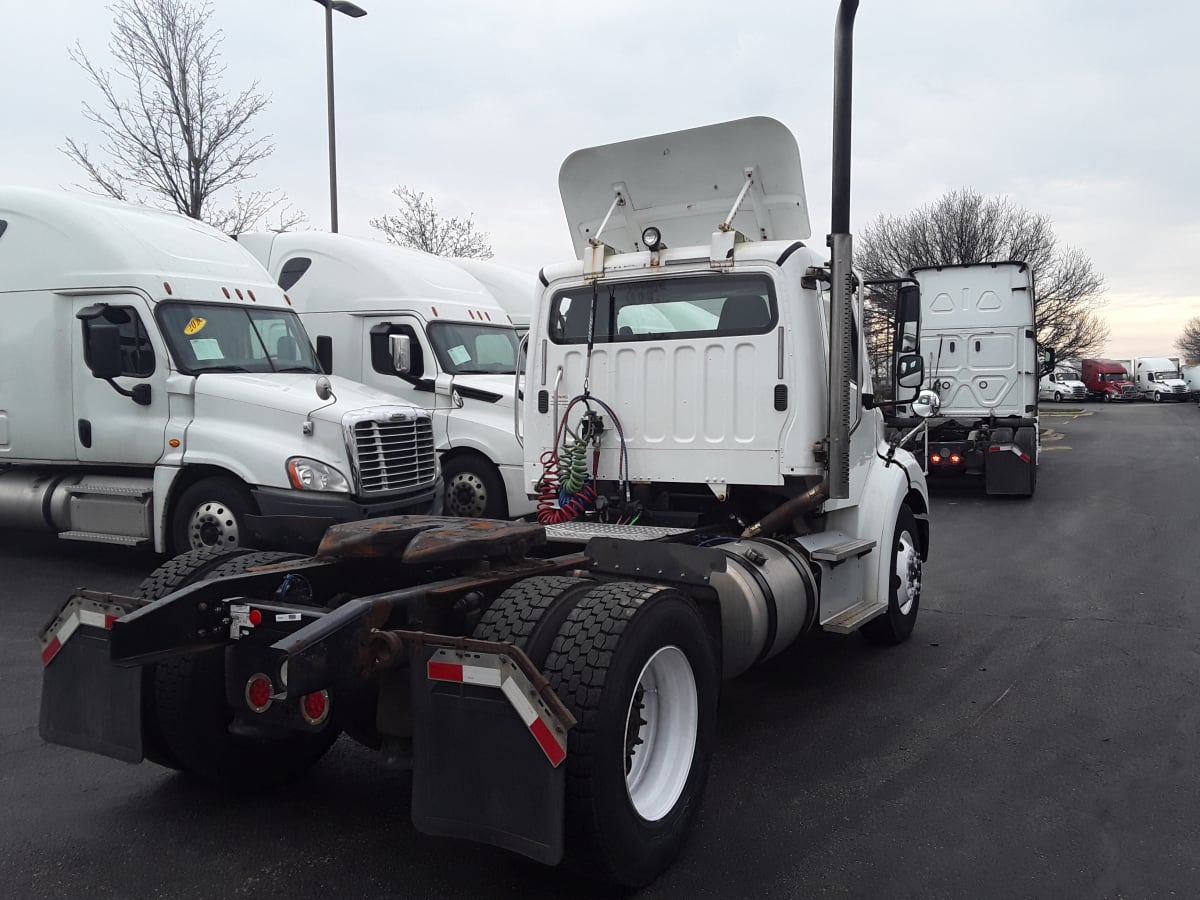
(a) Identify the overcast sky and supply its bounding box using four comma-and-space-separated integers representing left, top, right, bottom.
3, 0, 1196, 359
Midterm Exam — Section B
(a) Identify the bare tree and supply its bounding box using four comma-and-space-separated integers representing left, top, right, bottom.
858, 189, 1109, 364
62, 0, 300, 231
1176, 316, 1200, 363
370, 186, 494, 259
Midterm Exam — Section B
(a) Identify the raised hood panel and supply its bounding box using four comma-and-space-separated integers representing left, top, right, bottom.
192, 373, 419, 422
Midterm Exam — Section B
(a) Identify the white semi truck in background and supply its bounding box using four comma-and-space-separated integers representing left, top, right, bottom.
39, 0, 941, 888
1132, 357, 1187, 401
236, 232, 534, 519
0, 188, 440, 554
893, 261, 1047, 497
1039, 367, 1086, 402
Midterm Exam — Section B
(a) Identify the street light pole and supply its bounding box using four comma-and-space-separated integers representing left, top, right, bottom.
313, 0, 367, 233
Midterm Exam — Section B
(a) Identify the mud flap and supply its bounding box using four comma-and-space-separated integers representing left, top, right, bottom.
40, 627, 143, 763
985, 427, 1034, 496
410, 647, 566, 865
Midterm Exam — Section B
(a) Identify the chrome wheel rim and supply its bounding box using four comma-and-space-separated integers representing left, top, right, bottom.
445, 471, 488, 517
188, 500, 240, 549
895, 529, 921, 616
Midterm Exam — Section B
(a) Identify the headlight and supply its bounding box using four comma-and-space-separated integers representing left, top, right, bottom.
286, 457, 350, 492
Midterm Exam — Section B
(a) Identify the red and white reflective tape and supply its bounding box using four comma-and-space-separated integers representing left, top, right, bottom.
41, 607, 118, 666
427, 650, 568, 767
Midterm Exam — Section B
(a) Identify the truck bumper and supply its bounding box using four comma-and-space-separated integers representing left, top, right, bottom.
245, 480, 443, 551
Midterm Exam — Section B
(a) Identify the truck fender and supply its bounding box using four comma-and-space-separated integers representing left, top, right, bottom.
824, 454, 927, 611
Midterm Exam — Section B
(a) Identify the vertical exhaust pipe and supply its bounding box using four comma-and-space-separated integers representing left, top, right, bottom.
826, 0, 858, 500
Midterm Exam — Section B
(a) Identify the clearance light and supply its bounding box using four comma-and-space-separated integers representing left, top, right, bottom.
301, 690, 331, 726
284, 294, 292, 306
235, 288, 244, 300
222, 287, 231, 298
248, 290, 256, 302
245, 674, 273, 713
248, 609, 263, 626
163, 281, 173, 295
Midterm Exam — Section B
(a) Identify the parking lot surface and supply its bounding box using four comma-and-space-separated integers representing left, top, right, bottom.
1, 402, 1197, 898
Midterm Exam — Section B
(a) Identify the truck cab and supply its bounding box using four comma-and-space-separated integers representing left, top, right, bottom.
1133, 357, 1187, 401
0, 188, 440, 553
1039, 369, 1086, 402
236, 232, 533, 519
1080, 359, 1136, 402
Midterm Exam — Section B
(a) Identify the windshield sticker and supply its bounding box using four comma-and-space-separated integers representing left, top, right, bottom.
184, 317, 207, 335
190, 338, 223, 360
447, 344, 471, 366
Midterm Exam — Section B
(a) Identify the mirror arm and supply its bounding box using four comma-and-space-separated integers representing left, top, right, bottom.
101, 378, 152, 406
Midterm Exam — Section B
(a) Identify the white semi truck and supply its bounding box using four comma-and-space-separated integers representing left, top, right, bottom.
39, 0, 940, 887
236, 232, 534, 519
1132, 356, 1187, 401
0, 188, 441, 554
895, 261, 1046, 497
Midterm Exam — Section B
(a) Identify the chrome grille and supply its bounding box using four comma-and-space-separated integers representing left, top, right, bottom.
1072, 385, 1086, 400
1173, 385, 1186, 394
349, 414, 437, 495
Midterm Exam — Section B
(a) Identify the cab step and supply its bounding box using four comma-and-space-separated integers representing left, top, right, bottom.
58, 531, 148, 547
809, 538, 876, 563
821, 599, 887, 633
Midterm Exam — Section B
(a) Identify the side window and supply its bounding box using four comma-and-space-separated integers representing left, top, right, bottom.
278, 257, 312, 292
81, 305, 155, 377
370, 323, 424, 378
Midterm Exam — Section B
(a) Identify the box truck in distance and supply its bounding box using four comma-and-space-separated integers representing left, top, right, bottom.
235, 231, 534, 519
0, 188, 440, 554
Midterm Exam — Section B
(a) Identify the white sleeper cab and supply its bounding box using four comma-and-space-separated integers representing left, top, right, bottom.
236, 232, 534, 518
0, 188, 440, 553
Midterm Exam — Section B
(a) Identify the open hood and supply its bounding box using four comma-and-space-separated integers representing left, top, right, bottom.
558, 117, 810, 258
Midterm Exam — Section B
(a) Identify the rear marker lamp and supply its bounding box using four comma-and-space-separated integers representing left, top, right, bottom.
301, 690, 331, 726
245, 674, 273, 713
950, 454, 962, 464
931, 454, 942, 464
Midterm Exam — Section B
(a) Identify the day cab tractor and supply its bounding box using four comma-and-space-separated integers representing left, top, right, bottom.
38, 0, 941, 887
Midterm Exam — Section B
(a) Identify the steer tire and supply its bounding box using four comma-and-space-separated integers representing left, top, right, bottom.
862, 505, 922, 646
135, 547, 259, 770
442, 455, 509, 519
544, 582, 719, 888
149, 550, 340, 788
472, 575, 597, 667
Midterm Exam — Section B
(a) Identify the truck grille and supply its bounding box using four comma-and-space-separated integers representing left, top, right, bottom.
347, 413, 438, 496
1121, 385, 1136, 397
1173, 385, 1186, 394
1072, 385, 1086, 400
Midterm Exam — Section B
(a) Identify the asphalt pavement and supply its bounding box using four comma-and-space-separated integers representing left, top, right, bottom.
1, 401, 1197, 898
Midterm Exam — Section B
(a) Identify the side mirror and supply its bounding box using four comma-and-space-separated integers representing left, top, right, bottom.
316, 335, 333, 374
896, 353, 924, 390
1038, 344, 1056, 377
893, 284, 921, 355
912, 389, 941, 418
86, 322, 125, 380
389, 333, 412, 375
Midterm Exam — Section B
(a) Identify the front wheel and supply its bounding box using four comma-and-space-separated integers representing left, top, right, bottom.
1054, 391, 1063, 402
545, 582, 718, 888
862, 506, 922, 645
441, 455, 508, 519
171, 476, 257, 555
1154, 392, 1162, 403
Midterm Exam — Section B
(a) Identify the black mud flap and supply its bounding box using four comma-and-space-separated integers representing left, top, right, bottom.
985, 428, 1034, 496
410, 647, 566, 865
40, 627, 143, 764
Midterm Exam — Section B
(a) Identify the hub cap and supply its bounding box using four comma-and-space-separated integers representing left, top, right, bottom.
895, 529, 921, 615
188, 500, 240, 549
624, 645, 698, 822
445, 471, 488, 517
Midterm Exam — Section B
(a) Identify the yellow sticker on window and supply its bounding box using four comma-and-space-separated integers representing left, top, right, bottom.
184, 317, 207, 335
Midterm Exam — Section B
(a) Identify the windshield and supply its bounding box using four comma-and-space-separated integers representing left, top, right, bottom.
157, 302, 320, 375
1100, 373, 1128, 382
426, 322, 520, 375
549, 273, 776, 344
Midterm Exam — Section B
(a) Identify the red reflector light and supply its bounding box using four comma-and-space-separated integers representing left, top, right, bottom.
1019, 453, 1030, 462
301, 690, 331, 726
245, 674, 273, 712
931, 454, 942, 464
989, 446, 1002, 452
248, 608, 263, 626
